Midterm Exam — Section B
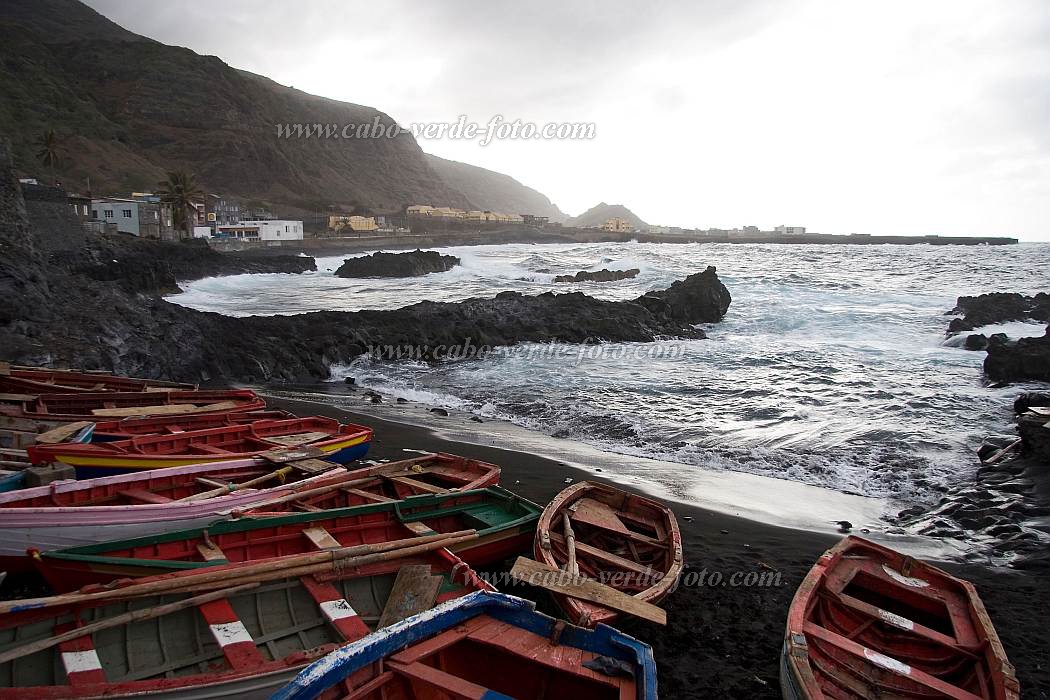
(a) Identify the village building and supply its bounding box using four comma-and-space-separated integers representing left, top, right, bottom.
215, 219, 304, 241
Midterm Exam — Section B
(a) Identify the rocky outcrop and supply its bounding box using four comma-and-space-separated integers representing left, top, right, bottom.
946, 292, 1050, 335
554, 268, 639, 283
335, 250, 459, 278
984, 327, 1050, 383
635, 266, 732, 326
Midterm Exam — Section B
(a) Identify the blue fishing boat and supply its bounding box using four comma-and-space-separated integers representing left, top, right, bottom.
273, 590, 657, 700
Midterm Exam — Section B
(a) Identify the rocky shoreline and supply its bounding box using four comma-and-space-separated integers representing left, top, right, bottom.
0, 142, 731, 382
944, 292, 1050, 383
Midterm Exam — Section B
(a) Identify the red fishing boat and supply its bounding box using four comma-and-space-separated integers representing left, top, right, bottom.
91, 409, 294, 440
0, 535, 489, 699
781, 536, 1020, 700
0, 389, 266, 422
0, 367, 195, 394
533, 481, 683, 628
27, 416, 373, 478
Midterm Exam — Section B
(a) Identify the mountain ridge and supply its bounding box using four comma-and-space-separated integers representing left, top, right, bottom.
0, 0, 567, 219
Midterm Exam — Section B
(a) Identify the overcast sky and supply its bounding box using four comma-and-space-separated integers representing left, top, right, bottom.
85, 0, 1049, 240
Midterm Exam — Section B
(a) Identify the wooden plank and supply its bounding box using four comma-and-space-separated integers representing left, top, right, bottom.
1026, 406, 1050, 416
0, 448, 29, 460
562, 512, 579, 575
571, 498, 631, 534
402, 521, 435, 535
89, 402, 236, 419
289, 458, 341, 474
386, 659, 505, 699
377, 565, 442, 629
34, 420, 94, 445
509, 556, 666, 625
266, 432, 332, 447
196, 542, 227, 561
390, 475, 448, 495
259, 445, 326, 464
0, 362, 9, 376
302, 526, 342, 550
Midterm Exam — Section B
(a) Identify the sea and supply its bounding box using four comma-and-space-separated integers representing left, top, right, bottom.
169, 241, 1050, 556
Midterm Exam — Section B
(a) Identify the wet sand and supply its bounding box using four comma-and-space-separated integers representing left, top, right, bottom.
268, 395, 1050, 699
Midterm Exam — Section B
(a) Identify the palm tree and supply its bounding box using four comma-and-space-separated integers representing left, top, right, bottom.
35, 129, 60, 185
156, 171, 204, 240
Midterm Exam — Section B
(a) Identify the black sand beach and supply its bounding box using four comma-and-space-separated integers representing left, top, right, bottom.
268, 396, 1050, 699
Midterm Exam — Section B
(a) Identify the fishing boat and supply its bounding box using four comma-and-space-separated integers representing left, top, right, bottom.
273, 590, 658, 700
0, 389, 266, 423
27, 416, 373, 478
0, 534, 489, 699
534, 481, 683, 628
0, 368, 195, 394
91, 409, 294, 440
781, 536, 1019, 700
0, 460, 351, 570
34, 486, 540, 591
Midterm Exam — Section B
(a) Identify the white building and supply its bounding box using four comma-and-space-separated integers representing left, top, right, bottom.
216, 219, 304, 241
774, 225, 806, 235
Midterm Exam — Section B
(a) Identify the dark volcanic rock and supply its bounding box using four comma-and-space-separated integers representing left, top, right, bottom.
946, 292, 1050, 335
984, 326, 1050, 383
0, 166, 733, 383
963, 334, 989, 351
554, 268, 640, 283
335, 250, 459, 278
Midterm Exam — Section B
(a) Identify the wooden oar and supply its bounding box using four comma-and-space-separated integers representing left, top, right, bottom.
562, 512, 579, 576
177, 466, 297, 502
0, 583, 260, 665
6, 530, 477, 613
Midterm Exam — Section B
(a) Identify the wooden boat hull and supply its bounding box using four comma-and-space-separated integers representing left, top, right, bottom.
534, 481, 683, 628
28, 417, 373, 478
0, 463, 348, 570
0, 549, 489, 699
781, 536, 1019, 700
35, 487, 541, 592
91, 410, 294, 441
2, 367, 195, 393
273, 590, 658, 700
0, 389, 266, 423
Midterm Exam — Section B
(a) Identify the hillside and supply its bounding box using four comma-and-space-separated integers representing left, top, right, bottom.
567, 202, 648, 230
424, 154, 567, 221
0, 0, 469, 213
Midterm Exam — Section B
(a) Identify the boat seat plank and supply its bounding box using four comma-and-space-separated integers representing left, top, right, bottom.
832, 591, 979, 657
266, 432, 332, 447
196, 542, 227, 562
570, 498, 631, 534
197, 598, 265, 670
300, 576, 371, 642
377, 565, 443, 629
0, 393, 36, 403
342, 487, 393, 502
389, 475, 449, 494
549, 532, 651, 575
390, 617, 489, 665
302, 526, 342, 550
116, 489, 174, 505
387, 659, 515, 700
803, 622, 985, 700
55, 622, 107, 686
402, 521, 436, 535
